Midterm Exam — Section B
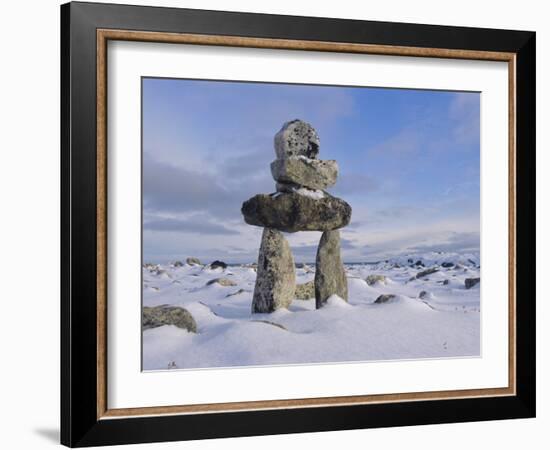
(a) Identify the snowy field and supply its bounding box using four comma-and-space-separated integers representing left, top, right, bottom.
142, 252, 480, 371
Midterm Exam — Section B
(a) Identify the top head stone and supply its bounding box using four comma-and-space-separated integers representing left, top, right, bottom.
274, 119, 320, 160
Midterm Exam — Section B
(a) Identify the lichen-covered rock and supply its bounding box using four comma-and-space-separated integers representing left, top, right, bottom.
252, 228, 296, 313
295, 280, 315, 300
315, 230, 348, 308
374, 294, 396, 304
365, 274, 387, 286
142, 305, 197, 332
186, 257, 201, 266
271, 157, 338, 190
274, 119, 320, 160
206, 277, 237, 287
415, 267, 439, 279
242, 192, 351, 232
465, 277, 480, 289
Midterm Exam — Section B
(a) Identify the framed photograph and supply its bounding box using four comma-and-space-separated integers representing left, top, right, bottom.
61, 1, 536, 447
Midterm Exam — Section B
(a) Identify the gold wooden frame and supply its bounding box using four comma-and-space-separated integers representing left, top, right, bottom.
96, 29, 516, 420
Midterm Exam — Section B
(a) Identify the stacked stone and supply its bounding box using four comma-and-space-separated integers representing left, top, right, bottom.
242, 120, 352, 313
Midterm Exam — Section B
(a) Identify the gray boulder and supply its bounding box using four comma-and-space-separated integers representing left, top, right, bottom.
206, 277, 237, 287
252, 228, 296, 313
295, 280, 315, 300
210, 260, 227, 270
274, 119, 320, 160
186, 257, 201, 266
465, 277, 480, 289
415, 267, 439, 279
142, 305, 197, 332
374, 294, 396, 304
366, 274, 387, 286
315, 230, 348, 308
271, 157, 338, 190
242, 192, 351, 232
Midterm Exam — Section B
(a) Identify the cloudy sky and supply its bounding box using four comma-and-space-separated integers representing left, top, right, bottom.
142, 77, 480, 264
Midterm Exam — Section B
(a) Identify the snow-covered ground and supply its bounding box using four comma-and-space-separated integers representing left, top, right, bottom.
142, 252, 480, 371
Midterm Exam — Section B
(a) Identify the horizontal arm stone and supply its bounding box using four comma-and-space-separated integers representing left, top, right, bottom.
242, 192, 352, 232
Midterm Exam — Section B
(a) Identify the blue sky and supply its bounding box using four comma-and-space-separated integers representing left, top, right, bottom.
142, 77, 480, 263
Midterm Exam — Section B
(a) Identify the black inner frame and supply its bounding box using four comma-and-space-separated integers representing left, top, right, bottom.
61, 2, 536, 447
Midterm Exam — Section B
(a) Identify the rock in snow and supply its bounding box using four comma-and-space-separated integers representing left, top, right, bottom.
142, 305, 197, 333
295, 280, 315, 300
225, 288, 246, 298
315, 230, 348, 308
366, 274, 387, 286
186, 257, 201, 266
419, 290, 436, 300
252, 228, 296, 313
209, 260, 227, 270
374, 294, 397, 304
415, 267, 439, 279
206, 278, 237, 287
465, 277, 481, 289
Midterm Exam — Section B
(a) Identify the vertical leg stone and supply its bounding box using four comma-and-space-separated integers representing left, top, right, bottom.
252, 228, 296, 313
315, 230, 348, 308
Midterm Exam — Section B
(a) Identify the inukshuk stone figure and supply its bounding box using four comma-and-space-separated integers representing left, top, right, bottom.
242, 120, 352, 312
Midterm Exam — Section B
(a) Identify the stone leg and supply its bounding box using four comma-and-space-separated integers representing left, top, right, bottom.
315, 230, 348, 309
252, 228, 296, 313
